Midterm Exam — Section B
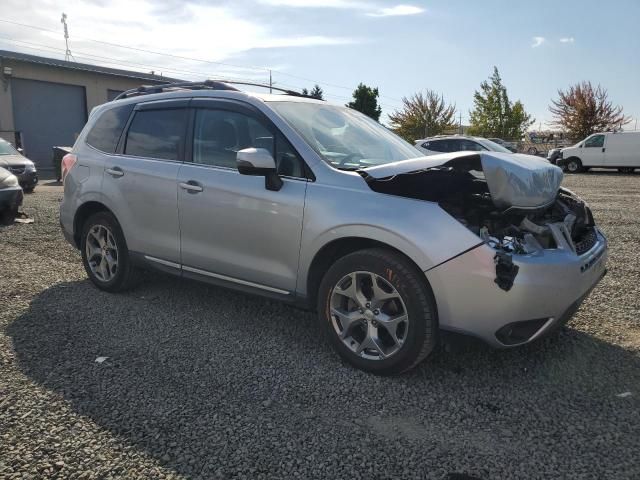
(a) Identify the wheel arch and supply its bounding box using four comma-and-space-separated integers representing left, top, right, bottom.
304, 236, 431, 310
73, 201, 117, 248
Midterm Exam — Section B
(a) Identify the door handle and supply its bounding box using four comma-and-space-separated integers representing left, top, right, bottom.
106, 167, 124, 177
602, 147, 606, 153
179, 181, 203, 193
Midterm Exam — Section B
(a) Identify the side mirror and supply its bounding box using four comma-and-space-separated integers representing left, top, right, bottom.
236, 148, 282, 191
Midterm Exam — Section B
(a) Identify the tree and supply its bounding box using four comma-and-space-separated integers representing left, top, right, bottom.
302, 84, 324, 100
549, 81, 629, 141
468, 66, 534, 139
346, 83, 382, 121
388, 90, 456, 142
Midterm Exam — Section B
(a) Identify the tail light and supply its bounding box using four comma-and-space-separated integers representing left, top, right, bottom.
61, 153, 77, 183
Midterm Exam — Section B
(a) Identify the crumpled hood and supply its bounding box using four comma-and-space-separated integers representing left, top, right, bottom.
363, 151, 563, 209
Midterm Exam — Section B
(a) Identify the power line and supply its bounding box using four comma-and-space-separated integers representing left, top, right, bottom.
0, 18, 270, 73
0, 36, 267, 85
0, 17, 404, 107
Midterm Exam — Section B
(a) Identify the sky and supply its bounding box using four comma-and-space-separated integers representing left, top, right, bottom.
0, 0, 639, 129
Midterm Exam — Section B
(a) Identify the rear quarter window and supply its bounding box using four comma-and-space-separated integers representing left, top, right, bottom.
85, 103, 134, 153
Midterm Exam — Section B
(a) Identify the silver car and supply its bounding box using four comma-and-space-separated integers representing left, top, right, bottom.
60, 81, 608, 375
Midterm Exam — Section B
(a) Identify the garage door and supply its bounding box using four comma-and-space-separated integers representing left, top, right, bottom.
11, 78, 87, 170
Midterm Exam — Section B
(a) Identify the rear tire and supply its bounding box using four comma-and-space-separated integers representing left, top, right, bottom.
80, 211, 141, 292
317, 248, 437, 375
527, 146, 538, 155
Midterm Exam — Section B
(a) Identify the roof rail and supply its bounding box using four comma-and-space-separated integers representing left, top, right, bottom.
112, 79, 310, 101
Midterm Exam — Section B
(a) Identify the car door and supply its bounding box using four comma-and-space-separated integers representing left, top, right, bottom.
580, 134, 606, 167
177, 99, 308, 294
102, 99, 188, 265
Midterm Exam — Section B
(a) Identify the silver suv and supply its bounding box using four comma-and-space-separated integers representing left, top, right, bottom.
60, 81, 608, 375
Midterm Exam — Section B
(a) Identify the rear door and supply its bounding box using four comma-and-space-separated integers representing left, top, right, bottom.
580, 134, 606, 166
177, 99, 308, 294
102, 99, 188, 265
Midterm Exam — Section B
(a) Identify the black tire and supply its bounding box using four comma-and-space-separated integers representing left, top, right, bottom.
23, 187, 34, 194
317, 248, 437, 375
80, 211, 141, 292
527, 147, 538, 155
0, 206, 18, 225
564, 157, 583, 173
618, 167, 635, 174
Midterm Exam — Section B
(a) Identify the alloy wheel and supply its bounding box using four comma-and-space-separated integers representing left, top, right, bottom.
85, 224, 118, 282
329, 271, 409, 360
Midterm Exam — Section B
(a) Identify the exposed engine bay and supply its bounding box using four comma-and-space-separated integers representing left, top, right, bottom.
361, 163, 597, 256
360, 153, 599, 290
440, 184, 597, 256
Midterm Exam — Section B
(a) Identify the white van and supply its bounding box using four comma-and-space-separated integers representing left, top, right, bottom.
558, 131, 640, 173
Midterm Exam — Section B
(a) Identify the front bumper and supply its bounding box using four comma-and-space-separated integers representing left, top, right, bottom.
17, 171, 38, 189
425, 229, 608, 347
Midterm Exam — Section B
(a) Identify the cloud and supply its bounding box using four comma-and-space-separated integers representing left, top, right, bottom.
559, 37, 575, 43
531, 36, 545, 48
0, 0, 358, 81
367, 5, 425, 16
258, 0, 424, 17
258, 0, 366, 7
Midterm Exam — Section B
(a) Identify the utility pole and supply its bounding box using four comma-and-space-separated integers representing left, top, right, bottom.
269, 70, 272, 94
459, 111, 462, 134
424, 113, 428, 139
60, 13, 74, 62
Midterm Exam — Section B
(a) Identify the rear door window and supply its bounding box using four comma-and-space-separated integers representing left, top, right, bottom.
426, 140, 449, 152
86, 103, 134, 153
459, 139, 486, 151
124, 108, 188, 161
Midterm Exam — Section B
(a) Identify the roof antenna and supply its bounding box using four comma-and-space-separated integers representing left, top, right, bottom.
60, 13, 75, 62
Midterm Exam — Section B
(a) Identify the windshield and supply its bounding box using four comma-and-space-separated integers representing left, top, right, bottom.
0, 141, 19, 156
476, 138, 513, 153
269, 102, 423, 169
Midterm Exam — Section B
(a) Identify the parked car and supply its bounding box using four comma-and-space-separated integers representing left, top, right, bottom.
414, 135, 514, 155
557, 131, 640, 173
547, 148, 563, 164
0, 138, 38, 192
60, 81, 608, 375
0, 166, 23, 224
520, 131, 570, 156
488, 137, 518, 152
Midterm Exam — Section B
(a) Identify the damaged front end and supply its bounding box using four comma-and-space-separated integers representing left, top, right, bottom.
360, 152, 600, 291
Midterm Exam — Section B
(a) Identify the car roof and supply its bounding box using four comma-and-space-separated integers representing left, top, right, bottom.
415, 135, 481, 143
87, 87, 328, 123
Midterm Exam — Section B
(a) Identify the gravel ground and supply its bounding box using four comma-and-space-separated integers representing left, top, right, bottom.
1, 174, 639, 479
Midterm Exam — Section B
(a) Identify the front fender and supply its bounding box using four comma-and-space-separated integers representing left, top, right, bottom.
296, 182, 482, 295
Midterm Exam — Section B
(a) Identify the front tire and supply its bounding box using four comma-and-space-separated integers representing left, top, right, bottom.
0, 206, 18, 225
564, 157, 583, 173
317, 248, 437, 375
80, 211, 140, 292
